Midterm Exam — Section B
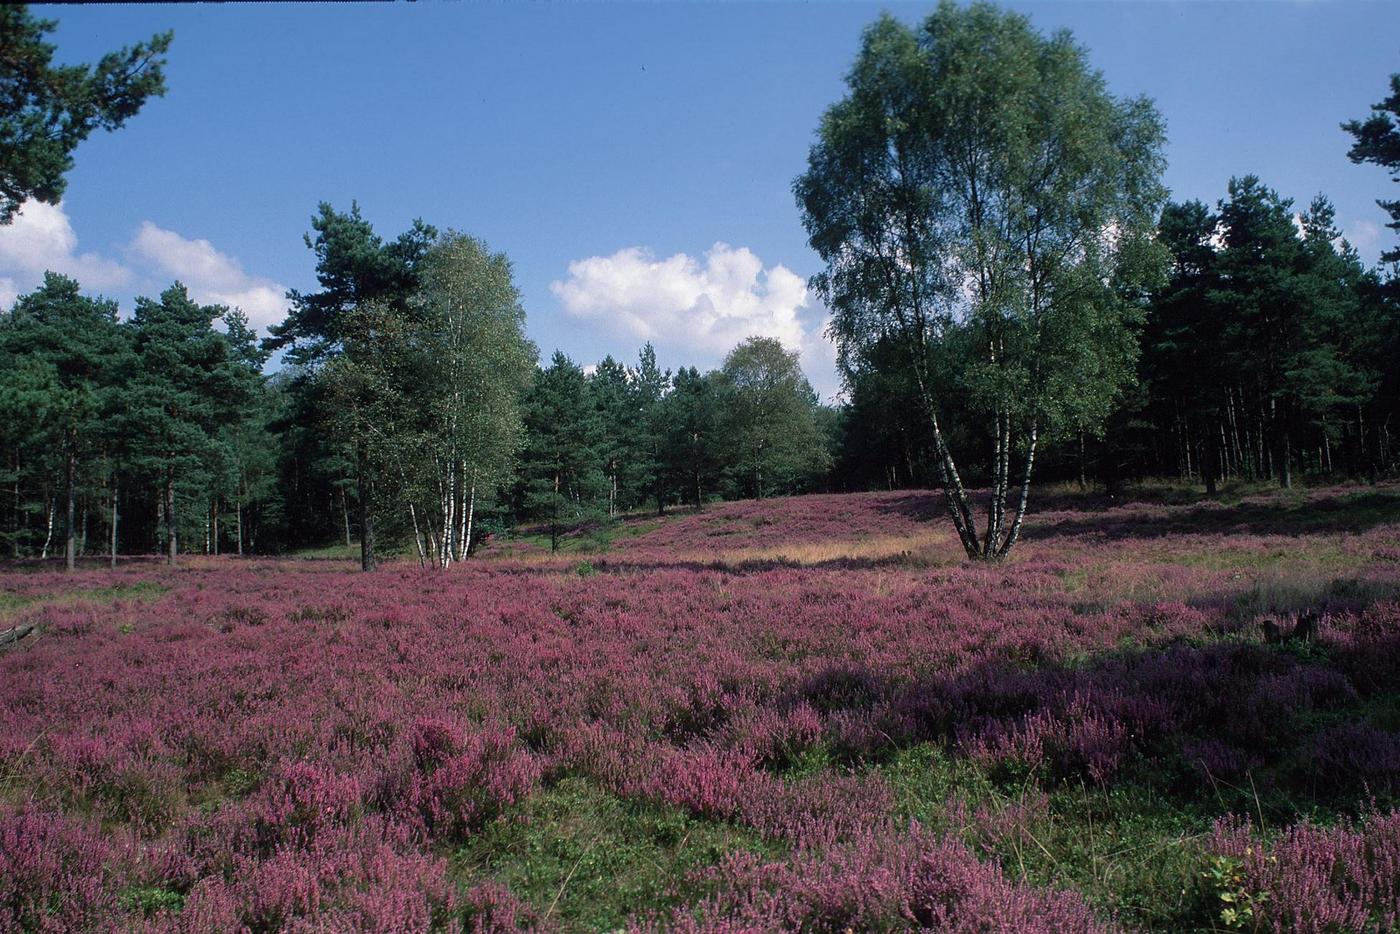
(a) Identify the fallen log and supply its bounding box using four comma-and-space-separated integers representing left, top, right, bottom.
0, 625, 35, 647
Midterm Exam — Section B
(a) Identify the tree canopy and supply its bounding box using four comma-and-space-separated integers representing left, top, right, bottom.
796, 1, 1168, 560
0, 6, 172, 223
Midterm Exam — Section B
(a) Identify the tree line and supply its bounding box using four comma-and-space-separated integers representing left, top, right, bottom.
0, 205, 835, 566
3, 1, 1399, 567
832, 172, 1399, 499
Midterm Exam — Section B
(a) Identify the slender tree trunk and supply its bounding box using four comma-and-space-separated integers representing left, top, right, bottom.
463, 481, 476, 559
357, 442, 376, 572
997, 421, 1039, 560
109, 478, 118, 569
41, 497, 54, 559
551, 469, 560, 553
910, 370, 980, 558
341, 484, 352, 547
408, 501, 426, 568
1203, 417, 1219, 496
236, 498, 244, 556
64, 445, 76, 572
1077, 431, 1087, 491
165, 468, 178, 566
12, 450, 20, 558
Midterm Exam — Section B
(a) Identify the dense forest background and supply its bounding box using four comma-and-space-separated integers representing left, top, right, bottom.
4, 165, 1395, 564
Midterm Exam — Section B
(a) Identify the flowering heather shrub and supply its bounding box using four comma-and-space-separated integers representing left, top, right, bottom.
462, 881, 536, 933
404, 722, 541, 839
1209, 811, 1400, 933
0, 809, 116, 932
1, 486, 1398, 928
147, 819, 460, 933
654, 826, 1108, 933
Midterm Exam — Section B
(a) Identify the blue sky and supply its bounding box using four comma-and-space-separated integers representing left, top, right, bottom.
3, 1, 1397, 400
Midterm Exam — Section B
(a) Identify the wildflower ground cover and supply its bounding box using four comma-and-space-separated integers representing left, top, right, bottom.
3, 484, 1400, 932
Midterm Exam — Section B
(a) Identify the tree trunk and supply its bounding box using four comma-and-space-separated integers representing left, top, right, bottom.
64, 446, 76, 572
341, 483, 352, 547
165, 468, 178, 565
1203, 418, 1219, 496
11, 450, 20, 558
41, 498, 54, 560
463, 482, 476, 559
408, 501, 426, 568
1077, 431, 1087, 491
109, 478, 118, 569
997, 421, 1039, 560
236, 498, 244, 557
357, 442, 376, 571
551, 469, 560, 553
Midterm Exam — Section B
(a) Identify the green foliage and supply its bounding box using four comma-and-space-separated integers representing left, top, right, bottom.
1343, 70, 1400, 264
1131, 177, 1384, 491
0, 6, 172, 222
715, 337, 830, 499
392, 231, 537, 566
659, 365, 725, 508
267, 202, 437, 366
269, 202, 439, 568
0, 273, 131, 559
119, 283, 265, 561
517, 353, 607, 552
118, 886, 185, 918
453, 777, 774, 930
796, 1, 1168, 557
1202, 853, 1271, 930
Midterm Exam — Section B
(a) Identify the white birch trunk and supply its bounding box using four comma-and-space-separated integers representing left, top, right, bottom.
41, 498, 54, 559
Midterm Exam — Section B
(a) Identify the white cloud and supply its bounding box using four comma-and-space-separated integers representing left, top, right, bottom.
128, 222, 287, 331
0, 201, 288, 335
552, 243, 810, 356
0, 200, 132, 295
551, 242, 841, 399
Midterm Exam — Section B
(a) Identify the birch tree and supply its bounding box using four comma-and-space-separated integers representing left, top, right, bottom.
796, 2, 1167, 560
397, 233, 535, 568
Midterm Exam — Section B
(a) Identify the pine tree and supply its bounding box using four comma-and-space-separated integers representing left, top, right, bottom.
518, 353, 606, 552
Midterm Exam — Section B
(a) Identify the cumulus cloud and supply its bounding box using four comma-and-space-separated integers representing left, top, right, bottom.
552, 242, 841, 399
552, 243, 811, 356
128, 222, 287, 331
0, 200, 132, 294
0, 201, 288, 334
